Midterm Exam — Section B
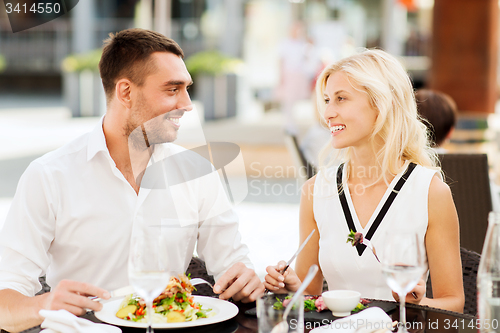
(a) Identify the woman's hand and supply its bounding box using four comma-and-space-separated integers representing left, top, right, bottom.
264, 260, 302, 293
392, 277, 426, 304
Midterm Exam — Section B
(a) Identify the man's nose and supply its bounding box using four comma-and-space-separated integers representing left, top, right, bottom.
178, 91, 193, 112
183, 103, 194, 112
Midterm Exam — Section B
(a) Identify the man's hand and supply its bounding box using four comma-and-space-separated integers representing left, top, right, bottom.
213, 262, 264, 303
42, 279, 110, 316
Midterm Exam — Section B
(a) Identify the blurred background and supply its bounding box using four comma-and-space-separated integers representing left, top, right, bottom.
0, 0, 499, 278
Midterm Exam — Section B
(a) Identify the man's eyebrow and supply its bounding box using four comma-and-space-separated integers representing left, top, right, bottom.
162, 80, 193, 86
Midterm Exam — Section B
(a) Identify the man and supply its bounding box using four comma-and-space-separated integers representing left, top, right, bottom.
0, 29, 263, 332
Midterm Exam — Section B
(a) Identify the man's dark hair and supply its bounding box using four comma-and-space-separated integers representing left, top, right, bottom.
99, 28, 184, 103
416, 89, 457, 147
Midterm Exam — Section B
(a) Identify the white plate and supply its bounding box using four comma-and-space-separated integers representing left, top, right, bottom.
95, 296, 239, 329
309, 307, 393, 333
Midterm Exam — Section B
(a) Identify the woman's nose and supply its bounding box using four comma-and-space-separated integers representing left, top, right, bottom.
323, 107, 337, 124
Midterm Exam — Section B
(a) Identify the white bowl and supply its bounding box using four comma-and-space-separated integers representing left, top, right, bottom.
322, 290, 361, 317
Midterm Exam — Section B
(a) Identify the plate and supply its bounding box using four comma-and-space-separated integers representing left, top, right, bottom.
95, 296, 239, 329
309, 307, 393, 332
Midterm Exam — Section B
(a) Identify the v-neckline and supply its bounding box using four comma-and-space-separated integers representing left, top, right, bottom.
342, 161, 410, 231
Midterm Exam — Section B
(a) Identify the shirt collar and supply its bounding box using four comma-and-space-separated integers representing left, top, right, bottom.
150, 142, 172, 162
86, 116, 109, 162
86, 116, 174, 163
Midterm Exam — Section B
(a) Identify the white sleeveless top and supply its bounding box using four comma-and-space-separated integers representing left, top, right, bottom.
314, 162, 438, 300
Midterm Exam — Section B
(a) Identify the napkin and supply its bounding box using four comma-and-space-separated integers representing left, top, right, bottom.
39, 309, 122, 333
310, 307, 393, 333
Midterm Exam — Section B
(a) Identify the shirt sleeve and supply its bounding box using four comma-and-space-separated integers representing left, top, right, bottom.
195, 171, 253, 282
0, 160, 56, 296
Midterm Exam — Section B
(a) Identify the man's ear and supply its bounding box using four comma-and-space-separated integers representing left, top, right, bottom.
115, 79, 132, 109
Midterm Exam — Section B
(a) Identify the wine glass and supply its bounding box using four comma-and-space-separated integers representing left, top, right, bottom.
381, 231, 426, 333
128, 234, 170, 333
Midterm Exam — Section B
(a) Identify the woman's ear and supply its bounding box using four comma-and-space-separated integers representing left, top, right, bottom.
115, 79, 132, 109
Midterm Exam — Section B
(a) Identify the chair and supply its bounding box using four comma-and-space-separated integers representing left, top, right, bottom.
322, 279, 328, 292
284, 133, 316, 185
36, 275, 51, 295
426, 247, 480, 316
186, 257, 217, 297
438, 153, 492, 254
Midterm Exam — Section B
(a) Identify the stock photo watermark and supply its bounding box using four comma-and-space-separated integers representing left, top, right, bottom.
288, 318, 489, 331
288, 318, 422, 331
2, 0, 79, 33
247, 161, 387, 200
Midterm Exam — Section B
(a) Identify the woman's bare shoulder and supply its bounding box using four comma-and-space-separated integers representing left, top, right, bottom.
300, 175, 317, 201
429, 173, 452, 199
428, 173, 458, 227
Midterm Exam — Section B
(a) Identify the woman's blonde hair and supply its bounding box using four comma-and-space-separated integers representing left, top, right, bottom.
316, 49, 438, 181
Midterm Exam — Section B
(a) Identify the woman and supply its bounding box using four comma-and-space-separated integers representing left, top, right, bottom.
265, 49, 464, 312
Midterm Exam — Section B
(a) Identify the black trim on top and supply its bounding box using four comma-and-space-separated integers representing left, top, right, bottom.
337, 162, 417, 256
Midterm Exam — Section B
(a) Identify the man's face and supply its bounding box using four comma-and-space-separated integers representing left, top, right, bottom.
127, 52, 193, 148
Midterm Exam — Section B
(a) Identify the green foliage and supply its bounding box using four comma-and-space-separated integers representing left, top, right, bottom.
352, 302, 367, 313
273, 297, 285, 310
346, 229, 356, 245
0, 54, 6, 72
304, 299, 317, 311
185, 50, 242, 77
61, 49, 102, 73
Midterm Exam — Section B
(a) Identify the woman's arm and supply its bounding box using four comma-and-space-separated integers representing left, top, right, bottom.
295, 175, 324, 295
420, 175, 465, 312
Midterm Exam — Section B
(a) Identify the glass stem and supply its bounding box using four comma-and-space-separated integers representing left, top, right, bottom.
399, 293, 406, 332
146, 300, 154, 333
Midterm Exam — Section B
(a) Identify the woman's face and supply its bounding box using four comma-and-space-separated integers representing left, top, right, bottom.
323, 71, 378, 151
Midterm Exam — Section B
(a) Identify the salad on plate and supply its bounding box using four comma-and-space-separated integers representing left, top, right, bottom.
115, 274, 215, 323
273, 295, 368, 313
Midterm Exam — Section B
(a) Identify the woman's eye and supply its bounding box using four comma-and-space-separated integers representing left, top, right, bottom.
324, 98, 330, 105
337, 96, 345, 102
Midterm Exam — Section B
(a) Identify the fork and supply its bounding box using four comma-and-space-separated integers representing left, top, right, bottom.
361, 238, 380, 263
90, 285, 135, 303
190, 278, 214, 289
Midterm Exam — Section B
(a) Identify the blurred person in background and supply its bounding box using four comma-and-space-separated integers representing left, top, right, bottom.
275, 21, 321, 135
0, 28, 263, 332
416, 88, 500, 211
415, 89, 457, 153
299, 109, 331, 169
299, 92, 334, 170
265, 49, 464, 312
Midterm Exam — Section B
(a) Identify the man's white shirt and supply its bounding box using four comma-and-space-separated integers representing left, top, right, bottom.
0, 118, 252, 296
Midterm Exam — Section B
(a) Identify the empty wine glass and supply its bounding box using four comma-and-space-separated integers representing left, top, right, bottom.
128, 234, 170, 333
381, 231, 426, 333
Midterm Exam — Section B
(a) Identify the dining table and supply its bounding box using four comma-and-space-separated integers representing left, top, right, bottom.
10, 297, 479, 333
